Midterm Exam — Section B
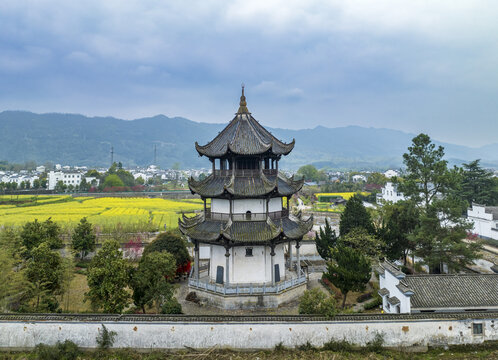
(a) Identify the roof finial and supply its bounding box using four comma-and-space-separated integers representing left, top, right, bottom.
237, 83, 249, 114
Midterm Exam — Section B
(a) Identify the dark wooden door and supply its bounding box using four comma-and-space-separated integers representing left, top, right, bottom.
274, 264, 280, 283
216, 266, 224, 284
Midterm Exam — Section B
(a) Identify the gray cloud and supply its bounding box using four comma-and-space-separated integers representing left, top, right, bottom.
0, 1, 497, 146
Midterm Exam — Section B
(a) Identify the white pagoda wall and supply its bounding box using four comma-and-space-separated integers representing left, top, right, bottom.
209, 244, 285, 284
211, 198, 282, 214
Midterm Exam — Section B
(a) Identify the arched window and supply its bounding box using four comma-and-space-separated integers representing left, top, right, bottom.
246, 210, 251, 220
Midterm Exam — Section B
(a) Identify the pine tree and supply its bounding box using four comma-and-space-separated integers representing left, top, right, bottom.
339, 195, 375, 237
72, 217, 97, 259
324, 246, 371, 308
315, 218, 337, 260
461, 159, 498, 206
401, 134, 480, 273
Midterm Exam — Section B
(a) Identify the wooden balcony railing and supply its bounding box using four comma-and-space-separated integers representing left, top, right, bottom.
213, 169, 278, 177
205, 209, 288, 221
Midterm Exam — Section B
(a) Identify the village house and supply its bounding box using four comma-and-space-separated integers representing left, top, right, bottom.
378, 260, 498, 314
467, 203, 498, 241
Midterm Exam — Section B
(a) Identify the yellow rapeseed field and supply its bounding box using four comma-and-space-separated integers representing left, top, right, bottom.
314, 192, 369, 201
0, 195, 204, 231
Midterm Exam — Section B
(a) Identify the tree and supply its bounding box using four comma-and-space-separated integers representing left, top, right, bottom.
0, 228, 29, 312
86, 240, 131, 313
131, 251, 177, 313
461, 159, 498, 206
143, 232, 190, 272
401, 134, 480, 273
340, 227, 382, 260
324, 246, 371, 308
103, 174, 125, 188
33, 179, 41, 189
297, 164, 325, 182
20, 218, 62, 256
315, 218, 337, 260
368, 172, 388, 186
298, 288, 337, 316
339, 195, 375, 237
400, 133, 450, 209
377, 201, 419, 264
25, 242, 65, 311
72, 217, 97, 259
55, 180, 66, 192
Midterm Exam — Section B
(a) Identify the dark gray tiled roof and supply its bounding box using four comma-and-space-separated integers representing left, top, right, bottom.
195, 113, 295, 157
388, 296, 400, 306
404, 274, 498, 310
396, 281, 414, 294
179, 213, 313, 244
485, 206, 498, 220
188, 173, 303, 197
380, 261, 405, 278
378, 288, 390, 297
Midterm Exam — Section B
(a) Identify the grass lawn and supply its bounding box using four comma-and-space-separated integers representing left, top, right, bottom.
59, 272, 93, 313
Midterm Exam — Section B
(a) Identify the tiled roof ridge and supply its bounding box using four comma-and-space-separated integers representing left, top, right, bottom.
407, 273, 498, 278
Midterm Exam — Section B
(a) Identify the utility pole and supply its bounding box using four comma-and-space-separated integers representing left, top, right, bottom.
110, 146, 114, 166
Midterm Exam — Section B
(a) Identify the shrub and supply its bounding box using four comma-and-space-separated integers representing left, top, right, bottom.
363, 296, 382, 310
356, 292, 373, 303
161, 297, 183, 314
274, 342, 285, 351
365, 332, 385, 353
298, 288, 337, 317
322, 339, 353, 352
96, 324, 116, 349
32, 340, 80, 360
297, 341, 317, 351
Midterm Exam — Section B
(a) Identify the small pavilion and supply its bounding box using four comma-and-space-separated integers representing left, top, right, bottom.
179, 87, 313, 309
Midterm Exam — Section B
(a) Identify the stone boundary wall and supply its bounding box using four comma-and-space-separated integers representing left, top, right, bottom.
0, 313, 497, 350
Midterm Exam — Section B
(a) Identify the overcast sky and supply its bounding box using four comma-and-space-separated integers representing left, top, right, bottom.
1, 1, 497, 147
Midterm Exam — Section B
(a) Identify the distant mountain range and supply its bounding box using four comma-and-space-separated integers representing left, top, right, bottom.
1, 110, 497, 171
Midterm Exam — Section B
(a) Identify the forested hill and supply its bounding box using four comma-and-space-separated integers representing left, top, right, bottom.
1, 110, 497, 170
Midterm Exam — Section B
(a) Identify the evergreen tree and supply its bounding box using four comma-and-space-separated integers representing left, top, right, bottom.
86, 240, 131, 313
20, 218, 62, 257
25, 242, 65, 312
461, 159, 498, 206
340, 227, 383, 260
339, 195, 375, 236
324, 246, 371, 308
315, 218, 337, 260
131, 251, 177, 313
401, 134, 480, 273
72, 217, 97, 259
143, 232, 191, 272
377, 201, 419, 264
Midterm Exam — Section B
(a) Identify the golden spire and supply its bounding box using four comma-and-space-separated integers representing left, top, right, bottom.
237, 84, 249, 114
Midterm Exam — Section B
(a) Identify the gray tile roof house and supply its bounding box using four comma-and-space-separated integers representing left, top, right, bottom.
378, 261, 498, 313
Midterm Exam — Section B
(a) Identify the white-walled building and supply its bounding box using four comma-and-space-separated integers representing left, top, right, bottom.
468, 204, 498, 241
377, 181, 406, 204
352, 174, 367, 183
379, 261, 498, 314
383, 169, 399, 179
48, 171, 82, 189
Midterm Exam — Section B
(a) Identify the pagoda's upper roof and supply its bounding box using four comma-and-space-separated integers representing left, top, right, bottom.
188, 172, 304, 198
179, 212, 313, 245
195, 88, 295, 158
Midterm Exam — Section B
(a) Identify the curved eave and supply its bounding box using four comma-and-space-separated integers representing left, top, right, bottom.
179, 215, 313, 245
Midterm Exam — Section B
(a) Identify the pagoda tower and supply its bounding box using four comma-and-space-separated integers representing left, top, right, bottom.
179, 87, 313, 309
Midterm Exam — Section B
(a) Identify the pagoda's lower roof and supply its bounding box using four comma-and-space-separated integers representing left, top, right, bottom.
188, 172, 303, 198
179, 213, 313, 245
